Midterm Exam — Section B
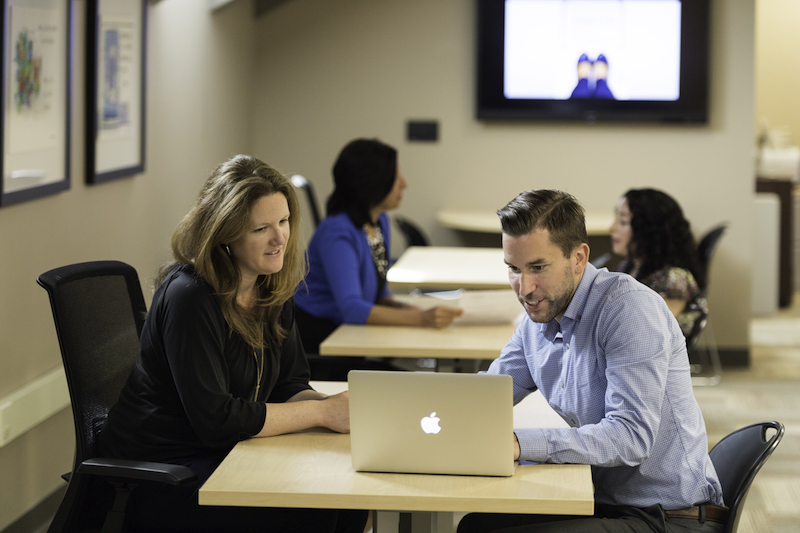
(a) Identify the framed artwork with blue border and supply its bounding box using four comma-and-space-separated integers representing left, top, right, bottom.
0, 0, 72, 207
86, 0, 146, 184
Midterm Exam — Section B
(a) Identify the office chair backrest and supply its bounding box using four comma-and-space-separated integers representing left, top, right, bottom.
696, 224, 727, 292
290, 174, 322, 228
37, 261, 147, 466
395, 215, 430, 247
708, 421, 784, 533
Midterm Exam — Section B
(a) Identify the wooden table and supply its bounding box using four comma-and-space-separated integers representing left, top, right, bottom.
437, 208, 613, 236
200, 382, 594, 533
387, 246, 508, 290
319, 322, 516, 360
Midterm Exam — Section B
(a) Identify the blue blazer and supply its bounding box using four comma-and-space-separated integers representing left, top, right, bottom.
295, 212, 392, 325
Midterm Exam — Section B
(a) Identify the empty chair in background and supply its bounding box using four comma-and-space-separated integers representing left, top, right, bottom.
696, 224, 727, 294
690, 223, 728, 384
290, 174, 322, 228
394, 214, 430, 247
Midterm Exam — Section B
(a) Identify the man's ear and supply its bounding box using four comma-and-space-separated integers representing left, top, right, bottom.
573, 243, 590, 275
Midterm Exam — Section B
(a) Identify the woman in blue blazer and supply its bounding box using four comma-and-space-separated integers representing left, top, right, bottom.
294, 138, 462, 358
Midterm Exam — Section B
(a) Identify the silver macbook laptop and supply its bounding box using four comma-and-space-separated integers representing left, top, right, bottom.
348, 370, 515, 477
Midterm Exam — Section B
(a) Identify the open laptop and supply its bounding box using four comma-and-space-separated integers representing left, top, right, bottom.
348, 370, 515, 477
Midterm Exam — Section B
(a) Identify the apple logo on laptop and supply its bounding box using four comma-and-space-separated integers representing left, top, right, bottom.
420, 412, 441, 434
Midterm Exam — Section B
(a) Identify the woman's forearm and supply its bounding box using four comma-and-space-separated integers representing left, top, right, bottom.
255, 391, 350, 437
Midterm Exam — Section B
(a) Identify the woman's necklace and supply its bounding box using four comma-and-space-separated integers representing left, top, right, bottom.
252, 329, 264, 402
363, 223, 388, 278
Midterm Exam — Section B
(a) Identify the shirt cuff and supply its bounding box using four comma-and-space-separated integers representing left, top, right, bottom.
515, 428, 549, 463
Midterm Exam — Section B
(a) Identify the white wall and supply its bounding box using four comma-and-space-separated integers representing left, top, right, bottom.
252, 0, 755, 350
756, 0, 800, 145
0, 0, 256, 528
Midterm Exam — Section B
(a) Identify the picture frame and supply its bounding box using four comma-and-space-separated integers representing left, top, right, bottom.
0, 0, 72, 207
86, 0, 146, 184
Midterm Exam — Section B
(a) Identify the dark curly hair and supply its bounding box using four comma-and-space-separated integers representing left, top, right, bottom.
620, 188, 705, 288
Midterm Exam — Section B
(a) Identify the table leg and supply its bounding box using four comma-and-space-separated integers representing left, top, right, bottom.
428, 511, 454, 533
453, 358, 484, 373
410, 511, 454, 533
374, 510, 398, 532
375, 511, 454, 533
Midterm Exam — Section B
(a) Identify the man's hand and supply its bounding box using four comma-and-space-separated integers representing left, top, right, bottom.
513, 433, 520, 461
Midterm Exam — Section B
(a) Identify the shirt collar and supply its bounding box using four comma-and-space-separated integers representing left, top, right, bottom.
536, 262, 599, 340
562, 262, 599, 323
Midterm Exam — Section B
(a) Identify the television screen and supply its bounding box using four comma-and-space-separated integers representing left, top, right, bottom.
476, 0, 710, 123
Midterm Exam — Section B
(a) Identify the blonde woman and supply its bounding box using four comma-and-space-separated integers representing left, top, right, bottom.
100, 155, 367, 532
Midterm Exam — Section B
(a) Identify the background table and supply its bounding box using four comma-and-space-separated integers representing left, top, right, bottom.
200, 382, 593, 533
387, 246, 508, 290
437, 208, 613, 236
319, 322, 516, 361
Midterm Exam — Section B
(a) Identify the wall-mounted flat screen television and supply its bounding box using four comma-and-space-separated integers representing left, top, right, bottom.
476, 0, 710, 123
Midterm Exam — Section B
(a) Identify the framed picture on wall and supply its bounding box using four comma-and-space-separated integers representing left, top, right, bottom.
86, 0, 146, 184
0, 0, 72, 207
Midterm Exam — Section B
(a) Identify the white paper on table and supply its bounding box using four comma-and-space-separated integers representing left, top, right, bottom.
425, 289, 524, 325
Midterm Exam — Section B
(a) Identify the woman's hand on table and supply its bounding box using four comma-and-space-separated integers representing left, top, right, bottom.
421, 306, 464, 328
320, 391, 351, 433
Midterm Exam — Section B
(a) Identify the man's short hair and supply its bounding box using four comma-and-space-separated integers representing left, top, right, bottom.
497, 189, 588, 258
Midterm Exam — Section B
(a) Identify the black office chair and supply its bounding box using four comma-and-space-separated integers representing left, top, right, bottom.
290, 174, 322, 228
709, 421, 784, 533
38, 261, 196, 533
697, 223, 728, 293
394, 215, 430, 247
690, 223, 728, 385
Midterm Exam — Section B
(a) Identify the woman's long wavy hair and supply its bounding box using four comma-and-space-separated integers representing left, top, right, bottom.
159, 155, 306, 347
621, 188, 705, 288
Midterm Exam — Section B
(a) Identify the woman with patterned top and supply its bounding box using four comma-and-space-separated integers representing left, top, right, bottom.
294, 138, 463, 358
609, 188, 704, 336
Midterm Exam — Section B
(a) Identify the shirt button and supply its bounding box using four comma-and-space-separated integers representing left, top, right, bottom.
565, 343, 570, 349
561, 382, 565, 389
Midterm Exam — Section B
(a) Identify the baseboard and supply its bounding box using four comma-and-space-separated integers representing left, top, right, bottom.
690, 347, 749, 370
1, 485, 65, 533
718, 348, 750, 368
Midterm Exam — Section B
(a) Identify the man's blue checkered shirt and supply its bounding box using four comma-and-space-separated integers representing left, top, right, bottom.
486, 263, 724, 510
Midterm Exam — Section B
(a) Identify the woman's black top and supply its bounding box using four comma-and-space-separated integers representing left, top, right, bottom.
100, 264, 312, 463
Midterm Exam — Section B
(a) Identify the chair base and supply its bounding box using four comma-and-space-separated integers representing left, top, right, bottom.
689, 317, 722, 387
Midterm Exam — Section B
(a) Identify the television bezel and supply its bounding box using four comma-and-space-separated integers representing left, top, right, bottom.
476, 0, 711, 124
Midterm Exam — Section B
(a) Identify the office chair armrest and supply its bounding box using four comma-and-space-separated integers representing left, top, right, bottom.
77, 457, 197, 486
